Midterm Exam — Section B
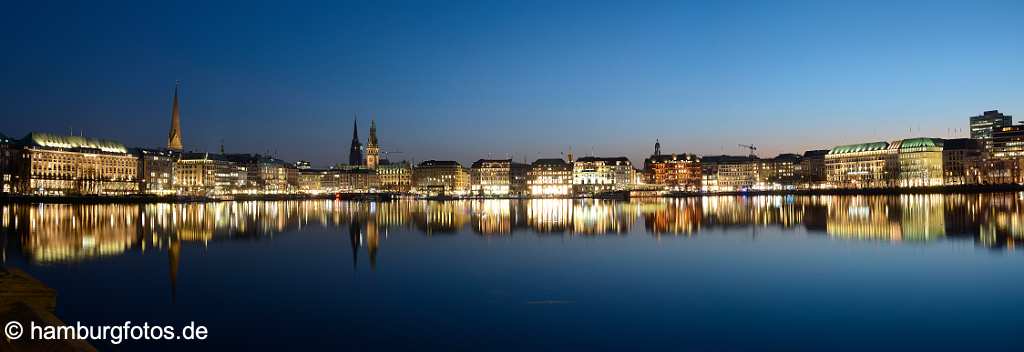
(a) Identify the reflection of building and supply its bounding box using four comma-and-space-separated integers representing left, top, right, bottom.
175, 153, 246, 194
7, 204, 142, 263
412, 201, 471, 233
823, 195, 946, 241
413, 160, 470, 196
572, 200, 637, 234
641, 198, 703, 235
528, 158, 573, 197
526, 199, 573, 233
377, 161, 413, 193
824, 196, 903, 240
14, 132, 139, 195
5, 195, 1024, 268
572, 156, 634, 194
135, 148, 177, 195
471, 200, 516, 234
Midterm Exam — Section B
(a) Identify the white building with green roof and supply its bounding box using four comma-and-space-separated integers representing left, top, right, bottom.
825, 138, 946, 188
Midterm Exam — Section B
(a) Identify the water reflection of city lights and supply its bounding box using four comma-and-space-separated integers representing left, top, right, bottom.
2, 194, 1023, 263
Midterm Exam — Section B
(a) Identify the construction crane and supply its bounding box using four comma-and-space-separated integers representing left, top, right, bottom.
382, 149, 404, 160
739, 144, 757, 157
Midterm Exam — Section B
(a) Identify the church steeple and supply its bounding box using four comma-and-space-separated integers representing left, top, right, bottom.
349, 115, 363, 165
366, 118, 380, 169
167, 81, 183, 151
654, 139, 661, 156
351, 117, 360, 142
368, 119, 378, 146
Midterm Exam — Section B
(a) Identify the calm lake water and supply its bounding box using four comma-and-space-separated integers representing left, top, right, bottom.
3, 194, 1024, 351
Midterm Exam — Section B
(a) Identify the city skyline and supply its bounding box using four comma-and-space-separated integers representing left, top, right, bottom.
2, 1, 1022, 166
3, 81, 1017, 169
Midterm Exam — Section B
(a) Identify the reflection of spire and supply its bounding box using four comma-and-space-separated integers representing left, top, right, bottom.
168, 239, 180, 304
348, 221, 360, 270
367, 220, 378, 270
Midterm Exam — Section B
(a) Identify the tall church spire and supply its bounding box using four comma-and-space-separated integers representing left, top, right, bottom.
368, 119, 378, 146
167, 81, 183, 151
349, 114, 363, 165
351, 116, 360, 142
366, 118, 380, 169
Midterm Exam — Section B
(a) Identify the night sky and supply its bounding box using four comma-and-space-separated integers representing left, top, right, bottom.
2, 0, 1021, 167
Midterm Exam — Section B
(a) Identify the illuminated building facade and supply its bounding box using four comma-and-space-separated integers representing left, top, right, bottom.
295, 167, 379, 194
942, 138, 983, 185
336, 168, 379, 192
377, 161, 413, 192
825, 142, 897, 188
470, 159, 529, 197
225, 154, 293, 193
700, 155, 760, 192
134, 148, 177, 195
14, 132, 139, 195
826, 138, 947, 189
320, 169, 344, 191
760, 154, 802, 190
175, 153, 247, 194
471, 159, 511, 196
413, 160, 470, 196
969, 110, 1011, 151
528, 158, 573, 197
988, 125, 1024, 184
572, 156, 634, 194
644, 153, 701, 191
893, 138, 944, 187
296, 168, 327, 193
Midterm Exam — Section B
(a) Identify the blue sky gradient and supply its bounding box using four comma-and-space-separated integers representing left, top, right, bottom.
1, 0, 1021, 166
